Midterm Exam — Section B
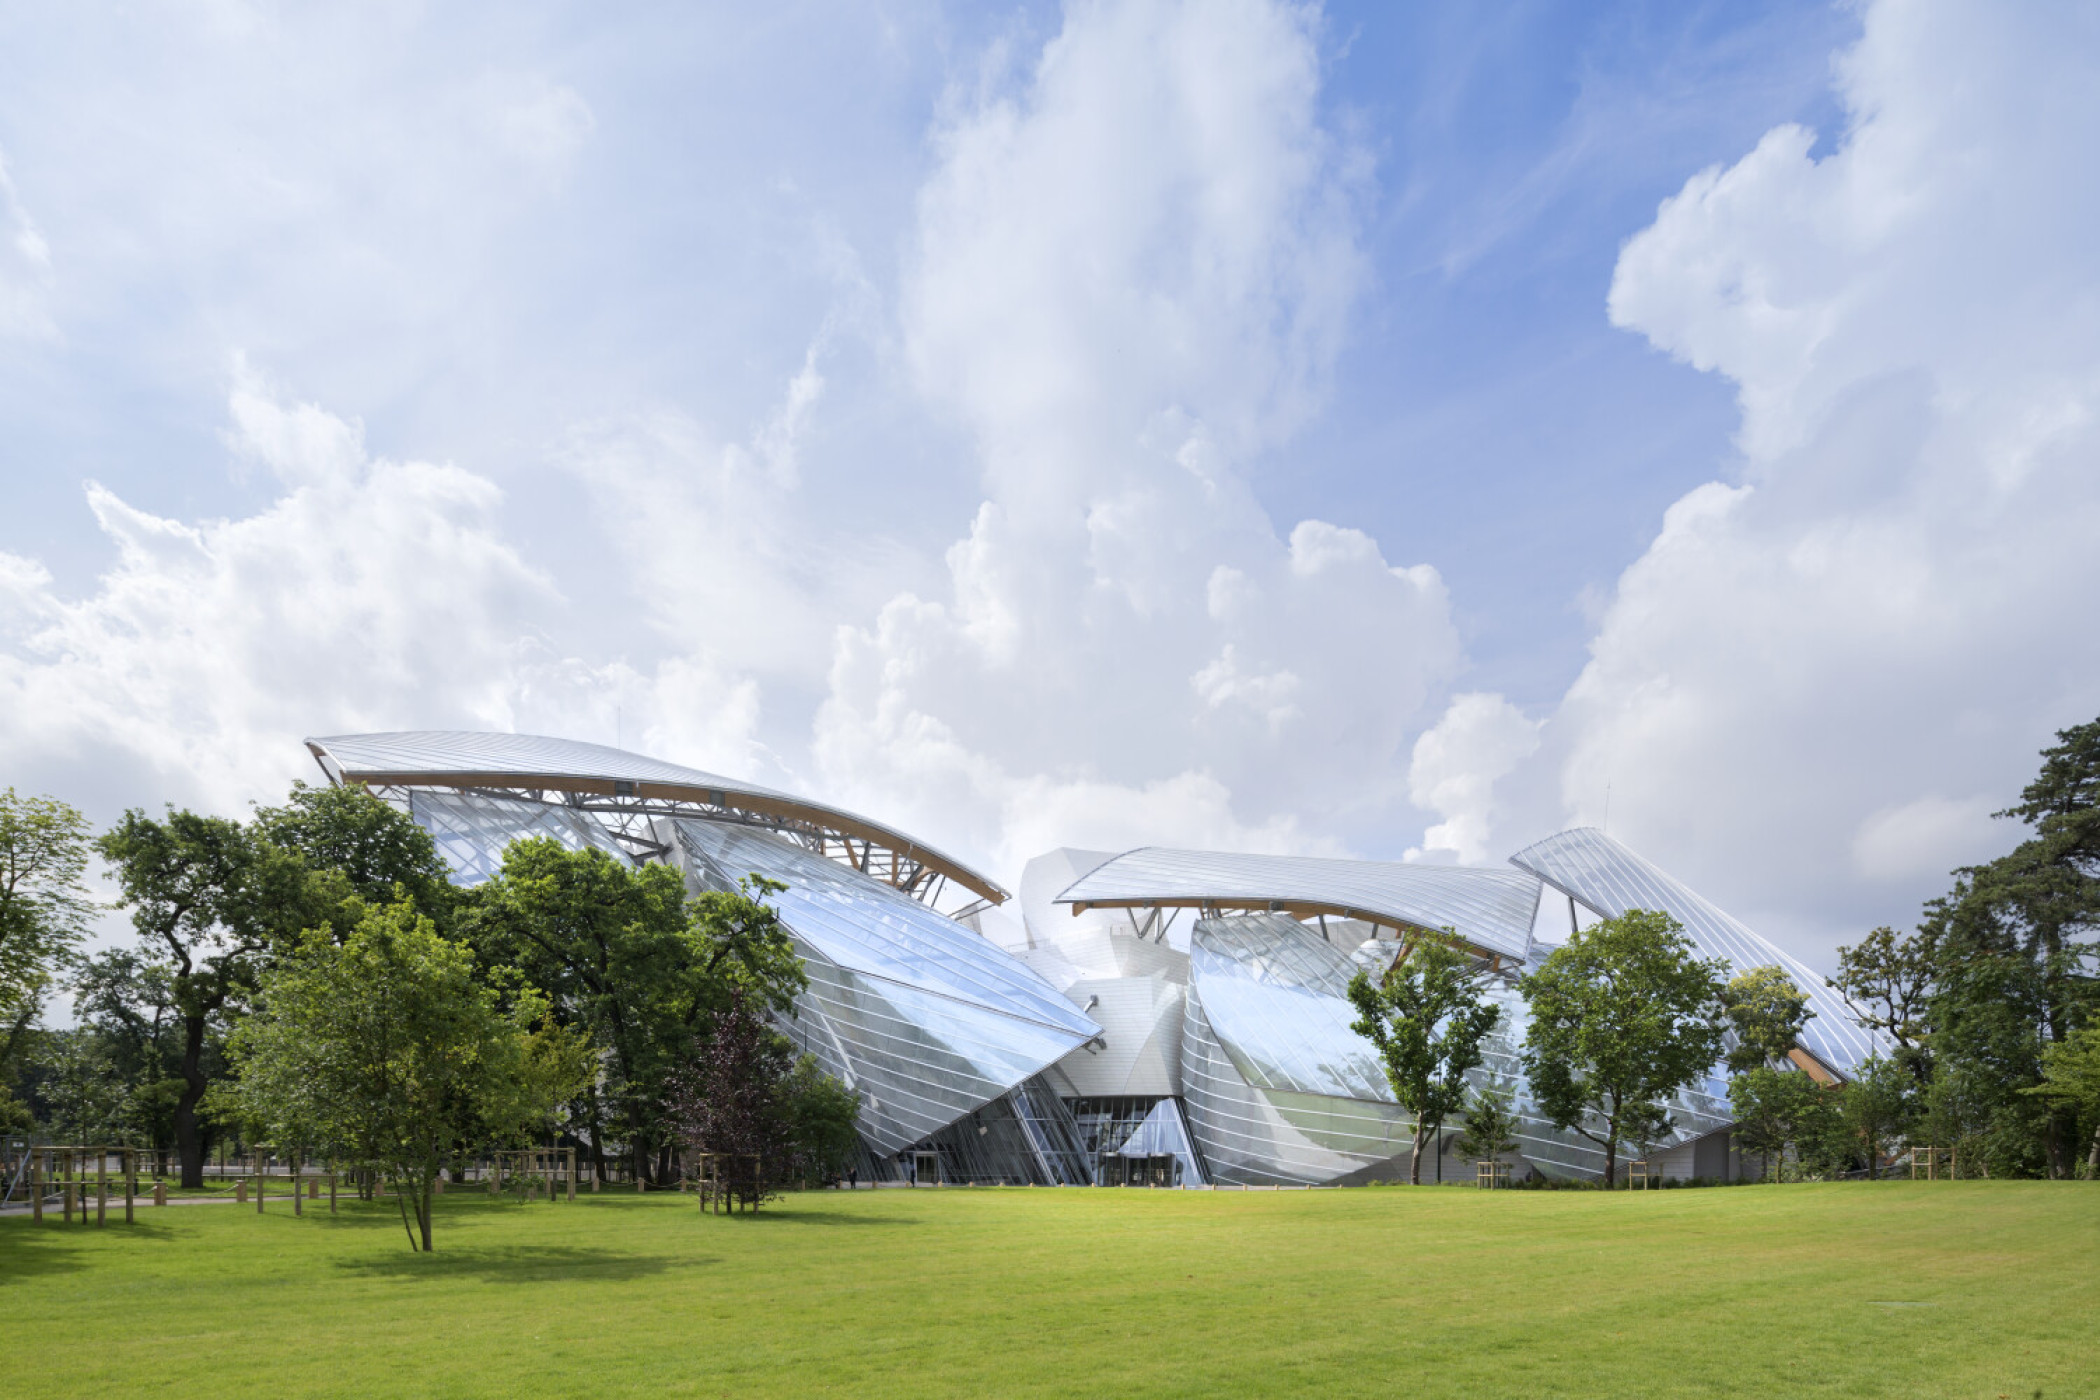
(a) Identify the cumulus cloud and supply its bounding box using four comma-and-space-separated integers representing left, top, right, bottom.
0, 366, 764, 815
1524, 0, 2100, 949
1406, 693, 1542, 865
812, 0, 1460, 873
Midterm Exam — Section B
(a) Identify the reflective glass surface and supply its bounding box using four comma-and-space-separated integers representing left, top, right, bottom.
406, 788, 635, 886
1509, 827, 1887, 1074
672, 819, 1098, 1155
1057, 847, 1541, 960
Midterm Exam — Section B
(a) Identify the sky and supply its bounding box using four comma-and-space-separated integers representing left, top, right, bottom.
3, 0, 2097, 972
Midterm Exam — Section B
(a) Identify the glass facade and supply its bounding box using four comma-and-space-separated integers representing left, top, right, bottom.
670, 819, 1099, 1162
374, 779, 1099, 1178
1509, 827, 1888, 1075
1178, 913, 1735, 1185
406, 788, 637, 885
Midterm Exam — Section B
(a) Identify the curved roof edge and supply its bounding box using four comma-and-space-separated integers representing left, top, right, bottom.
1052, 846, 1539, 963
304, 730, 1007, 906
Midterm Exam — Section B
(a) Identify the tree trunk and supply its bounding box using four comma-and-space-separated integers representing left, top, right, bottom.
419, 1177, 433, 1252
2084, 1120, 2099, 1180
175, 1011, 208, 1189
1408, 1117, 1429, 1186
1602, 1136, 1616, 1189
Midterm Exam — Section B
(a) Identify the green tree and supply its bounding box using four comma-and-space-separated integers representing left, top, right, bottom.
68, 950, 188, 1161
1452, 1085, 1522, 1170
1727, 1067, 1837, 1181
1722, 965, 1813, 1073
1518, 908, 1728, 1187
1922, 718, 2100, 1176
2023, 1024, 2100, 1177
223, 898, 585, 1251
96, 809, 311, 1186
1346, 931, 1502, 1185
252, 781, 454, 922
459, 844, 805, 1187
0, 789, 95, 1095
781, 1056, 863, 1185
1828, 925, 1937, 1065
1837, 1056, 1916, 1179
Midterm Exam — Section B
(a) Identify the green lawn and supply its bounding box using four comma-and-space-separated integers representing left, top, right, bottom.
1, 1182, 2091, 1398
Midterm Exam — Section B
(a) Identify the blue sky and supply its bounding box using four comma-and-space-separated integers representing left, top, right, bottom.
3, 0, 2095, 967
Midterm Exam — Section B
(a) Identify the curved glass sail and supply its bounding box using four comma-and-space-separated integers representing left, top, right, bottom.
1179, 913, 1731, 1184
1057, 848, 1541, 961
1509, 828, 1887, 1076
672, 819, 1099, 1156
406, 788, 636, 885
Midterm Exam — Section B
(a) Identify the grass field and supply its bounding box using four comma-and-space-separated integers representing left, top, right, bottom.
2, 1181, 2091, 1399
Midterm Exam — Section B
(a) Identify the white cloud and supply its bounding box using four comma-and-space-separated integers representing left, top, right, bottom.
812, 0, 1460, 874
1535, 0, 2100, 950
0, 367, 764, 815
1406, 693, 1542, 865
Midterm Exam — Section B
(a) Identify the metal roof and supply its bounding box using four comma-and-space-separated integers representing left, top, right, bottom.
1507, 827, 1886, 1076
1054, 847, 1540, 962
304, 730, 1006, 905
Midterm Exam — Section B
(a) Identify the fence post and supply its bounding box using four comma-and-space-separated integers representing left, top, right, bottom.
293, 1158, 302, 1217
29, 1155, 40, 1223
568, 1148, 576, 1202
124, 1149, 135, 1224
97, 1155, 108, 1226
329, 1168, 337, 1214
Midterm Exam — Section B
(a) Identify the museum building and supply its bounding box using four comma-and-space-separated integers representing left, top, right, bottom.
307, 731, 1887, 1187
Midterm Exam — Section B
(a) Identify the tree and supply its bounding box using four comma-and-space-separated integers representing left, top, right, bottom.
252, 781, 454, 922
1452, 1085, 1521, 1169
96, 809, 311, 1186
1346, 931, 1502, 1185
222, 898, 584, 1251
460, 845, 805, 1187
1722, 965, 1813, 1073
781, 1056, 862, 1185
2023, 1024, 2100, 1178
67, 950, 188, 1162
1828, 925, 1937, 1062
1728, 1067, 1837, 1181
1837, 1056, 1915, 1179
0, 789, 95, 1093
1919, 718, 2100, 1176
1518, 908, 1728, 1187
664, 988, 794, 1209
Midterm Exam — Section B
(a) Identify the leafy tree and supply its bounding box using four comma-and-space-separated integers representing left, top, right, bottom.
1722, 965, 1813, 1073
1346, 931, 1502, 1185
222, 898, 585, 1251
1837, 1056, 1916, 1179
664, 987, 794, 1209
66, 950, 188, 1160
460, 844, 805, 1187
0, 789, 95, 1087
1452, 1085, 1521, 1167
781, 1056, 862, 1185
1728, 1066, 1837, 1181
1518, 908, 1728, 1187
1920, 719, 2100, 1176
1829, 925, 1937, 1064
96, 809, 312, 1186
252, 781, 454, 922
2023, 1024, 2100, 1177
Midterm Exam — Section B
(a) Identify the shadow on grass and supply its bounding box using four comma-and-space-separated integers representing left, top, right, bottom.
337, 1244, 692, 1283
0, 1218, 183, 1282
